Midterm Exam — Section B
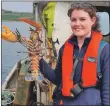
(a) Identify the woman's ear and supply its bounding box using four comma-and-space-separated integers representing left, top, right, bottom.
92, 17, 96, 26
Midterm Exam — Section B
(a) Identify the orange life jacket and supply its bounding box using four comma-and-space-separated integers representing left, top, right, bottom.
62, 31, 102, 96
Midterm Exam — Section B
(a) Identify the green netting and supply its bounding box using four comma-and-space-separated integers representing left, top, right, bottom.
42, 2, 56, 38
2, 90, 14, 106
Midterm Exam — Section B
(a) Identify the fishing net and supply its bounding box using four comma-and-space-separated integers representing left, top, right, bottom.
2, 90, 15, 106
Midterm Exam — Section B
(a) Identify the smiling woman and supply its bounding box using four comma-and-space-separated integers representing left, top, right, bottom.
33, 1, 110, 106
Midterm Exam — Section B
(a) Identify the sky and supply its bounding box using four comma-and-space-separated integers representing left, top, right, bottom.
2, 1, 33, 12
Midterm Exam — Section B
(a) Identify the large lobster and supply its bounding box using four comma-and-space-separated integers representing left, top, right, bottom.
2, 18, 49, 87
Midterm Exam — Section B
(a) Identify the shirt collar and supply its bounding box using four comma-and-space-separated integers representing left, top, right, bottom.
68, 33, 92, 47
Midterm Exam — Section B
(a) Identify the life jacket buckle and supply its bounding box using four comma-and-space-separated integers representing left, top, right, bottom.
70, 83, 83, 98
97, 72, 102, 79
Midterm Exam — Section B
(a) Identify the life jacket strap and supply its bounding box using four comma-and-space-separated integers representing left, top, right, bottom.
70, 58, 79, 80
71, 57, 83, 80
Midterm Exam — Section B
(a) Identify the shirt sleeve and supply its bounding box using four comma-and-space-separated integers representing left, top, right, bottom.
100, 43, 110, 105
39, 46, 63, 86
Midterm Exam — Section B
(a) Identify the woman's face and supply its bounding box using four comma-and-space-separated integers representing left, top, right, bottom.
70, 9, 96, 37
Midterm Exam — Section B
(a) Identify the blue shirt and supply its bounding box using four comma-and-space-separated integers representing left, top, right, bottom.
39, 35, 110, 105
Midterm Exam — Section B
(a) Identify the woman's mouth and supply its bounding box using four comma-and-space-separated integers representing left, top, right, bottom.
75, 28, 82, 31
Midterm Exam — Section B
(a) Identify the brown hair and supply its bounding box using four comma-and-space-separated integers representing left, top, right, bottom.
67, 2, 100, 32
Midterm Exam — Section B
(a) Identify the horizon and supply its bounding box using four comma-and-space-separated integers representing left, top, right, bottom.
2, 8, 33, 13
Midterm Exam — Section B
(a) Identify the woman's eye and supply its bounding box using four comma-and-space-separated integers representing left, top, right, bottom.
71, 18, 86, 22
71, 18, 76, 22
80, 18, 86, 21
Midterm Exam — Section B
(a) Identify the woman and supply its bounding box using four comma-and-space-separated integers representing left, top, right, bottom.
38, 3, 109, 105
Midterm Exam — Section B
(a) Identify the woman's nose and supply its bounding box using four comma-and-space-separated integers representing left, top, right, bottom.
75, 20, 80, 26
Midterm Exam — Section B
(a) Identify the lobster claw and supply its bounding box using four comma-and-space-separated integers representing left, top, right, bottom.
2, 26, 17, 42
